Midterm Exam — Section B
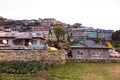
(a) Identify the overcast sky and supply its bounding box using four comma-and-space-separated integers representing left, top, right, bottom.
0, 0, 120, 30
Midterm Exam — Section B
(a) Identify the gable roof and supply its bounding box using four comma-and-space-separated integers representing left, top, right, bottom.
70, 40, 109, 49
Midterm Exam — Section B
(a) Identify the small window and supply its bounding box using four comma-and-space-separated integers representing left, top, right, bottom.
78, 51, 83, 55
78, 51, 80, 55
81, 52, 83, 55
71, 33, 72, 36
32, 40, 37, 45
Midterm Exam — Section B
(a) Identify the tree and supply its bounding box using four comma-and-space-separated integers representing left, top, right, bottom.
54, 26, 66, 41
112, 30, 120, 41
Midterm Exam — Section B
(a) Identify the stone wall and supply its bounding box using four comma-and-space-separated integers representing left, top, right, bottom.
0, 50, 67, 65
67, 58, 120, 63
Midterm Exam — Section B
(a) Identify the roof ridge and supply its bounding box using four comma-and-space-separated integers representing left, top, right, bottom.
80, 42, 88, 47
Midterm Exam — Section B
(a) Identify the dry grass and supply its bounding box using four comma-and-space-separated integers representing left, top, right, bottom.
47, 63, 120, 80
82, 73, 104, 80
107, 66, 120, 79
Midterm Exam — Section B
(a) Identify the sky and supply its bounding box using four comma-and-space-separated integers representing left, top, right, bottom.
0, 0, 120, 31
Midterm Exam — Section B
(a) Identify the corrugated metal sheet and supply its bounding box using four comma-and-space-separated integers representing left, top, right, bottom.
70, 40, 109, 49
0, 32, 44, 39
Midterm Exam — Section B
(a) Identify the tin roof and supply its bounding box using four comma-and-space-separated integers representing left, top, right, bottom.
0, 32, 44, 39
15, 32, 32, 39
0, 32, 15, 38
70, 40, 109, 49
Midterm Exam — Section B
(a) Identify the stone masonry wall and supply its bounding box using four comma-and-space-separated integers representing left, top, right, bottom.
67, 59, 120, 63
0, 50, 67, 65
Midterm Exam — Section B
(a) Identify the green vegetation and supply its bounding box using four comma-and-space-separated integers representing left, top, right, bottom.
112, 30, 120, 41
45, 63, 120, 80
54, 26, 66, 41
111, 41, 120, 52
0, 62, 47, 74
66, 41, 78, 46
92, 38, 120, 52
111, 30, 120, 52
0, 63, 120, 80
0, 76, 27, 80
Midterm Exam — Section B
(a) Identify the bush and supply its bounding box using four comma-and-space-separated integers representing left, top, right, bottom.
0, 62, 47, 74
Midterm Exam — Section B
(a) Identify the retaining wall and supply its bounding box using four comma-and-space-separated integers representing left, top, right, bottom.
67, 58, 120, 63
0, 50, 67, 65
0, 50, 120, 65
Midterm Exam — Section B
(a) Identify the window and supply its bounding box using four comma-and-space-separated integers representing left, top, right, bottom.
0, 40, 2, 44
81, 52, 83, 55
101, 53, 103, 56
78, 51, 83, 55
71, 33, 72, 36
92, 52, 103, 58
77, 50, 84, 59
32, 40, 37, 45
78, 51, 80, 55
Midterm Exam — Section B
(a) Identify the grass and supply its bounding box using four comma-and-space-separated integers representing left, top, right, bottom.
0, 76, 27, 80
44, 63, 120, 80
1, 63, 120, 80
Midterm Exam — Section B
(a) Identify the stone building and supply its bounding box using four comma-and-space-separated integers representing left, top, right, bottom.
69, 40, 110, 59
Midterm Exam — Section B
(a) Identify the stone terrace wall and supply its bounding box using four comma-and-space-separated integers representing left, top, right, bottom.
67, 59, 120, 63
0, 50, 67, 65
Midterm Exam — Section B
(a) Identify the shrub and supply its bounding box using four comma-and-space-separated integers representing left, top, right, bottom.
0, 62, 47, 74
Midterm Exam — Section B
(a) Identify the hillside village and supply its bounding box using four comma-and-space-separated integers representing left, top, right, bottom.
1, 17, 120, 80
0, 0, 120, 79
0, 16, 120, 59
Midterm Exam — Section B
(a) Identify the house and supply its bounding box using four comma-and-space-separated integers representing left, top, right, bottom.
32, 25, 50, 41
69, 40, 110, 59
98, 29, 113, 40
42, 18, 56, 26
68, 27, 87, 41
32, 25, 54, 41
84, 27, 98, 39
0, 32, 45, 49
32, 25, 57, 41
85, 28, 113, 40
73, 23, 82, 28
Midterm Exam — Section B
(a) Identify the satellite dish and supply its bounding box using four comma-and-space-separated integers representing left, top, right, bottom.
28, 42, 32, 46
3, 40, 7, 44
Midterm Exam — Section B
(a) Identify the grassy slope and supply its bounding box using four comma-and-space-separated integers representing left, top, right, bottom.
45, 63, 120, 80
1, 63, 120, 80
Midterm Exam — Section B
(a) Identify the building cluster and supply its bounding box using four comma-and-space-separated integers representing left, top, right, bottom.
0, 17, 119, 59
0, 18, 114, 42
68, 26, 113, 42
